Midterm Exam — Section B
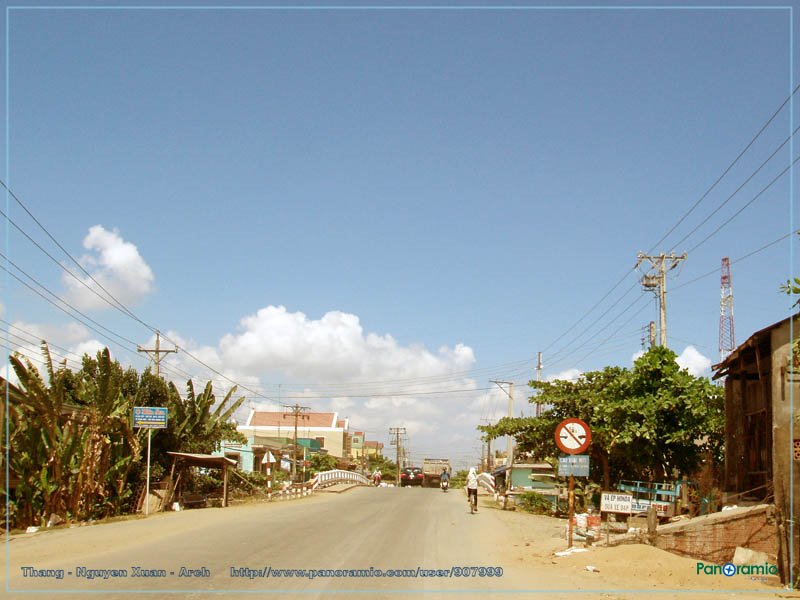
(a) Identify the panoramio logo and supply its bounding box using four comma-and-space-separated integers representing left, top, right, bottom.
696, 562, 778, 577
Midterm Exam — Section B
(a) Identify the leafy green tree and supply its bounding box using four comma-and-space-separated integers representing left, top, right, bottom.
2, 346, 144, 526
479, 347, 724, 488
308, 452, 338, 475
165, 380, 246, 453
366, 454, 397, 482
2, 343, 248, 528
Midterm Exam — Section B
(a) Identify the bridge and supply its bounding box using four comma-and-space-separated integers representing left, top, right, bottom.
309, 469, 371, 490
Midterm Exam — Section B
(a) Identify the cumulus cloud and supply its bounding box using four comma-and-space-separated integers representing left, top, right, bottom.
218, 306, 475, 382
142, 308, 482, 456
676, 345, 712, 377
62, 225, 154, 310
546, 368, 582, 382
2, 319, 109, 385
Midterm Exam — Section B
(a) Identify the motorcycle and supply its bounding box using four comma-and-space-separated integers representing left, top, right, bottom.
440, 479, 449, 492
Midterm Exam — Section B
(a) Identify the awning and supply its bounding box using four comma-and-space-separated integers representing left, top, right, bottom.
167, 452, 237, 468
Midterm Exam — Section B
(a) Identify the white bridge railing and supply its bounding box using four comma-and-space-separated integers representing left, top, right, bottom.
310, 469, 370, 490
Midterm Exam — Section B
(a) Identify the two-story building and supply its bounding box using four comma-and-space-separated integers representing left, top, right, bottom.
238, 410, 350, 459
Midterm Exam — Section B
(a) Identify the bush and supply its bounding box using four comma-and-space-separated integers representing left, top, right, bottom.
449, 470, 468, 489
515, 491, 555, 515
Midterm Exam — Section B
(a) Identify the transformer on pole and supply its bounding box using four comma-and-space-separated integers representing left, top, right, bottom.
719, 257, 736, 361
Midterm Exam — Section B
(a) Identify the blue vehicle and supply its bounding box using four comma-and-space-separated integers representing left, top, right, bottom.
616, 479, 697, 519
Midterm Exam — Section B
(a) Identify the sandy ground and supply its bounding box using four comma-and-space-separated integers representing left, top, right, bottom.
483, 495, 795, 599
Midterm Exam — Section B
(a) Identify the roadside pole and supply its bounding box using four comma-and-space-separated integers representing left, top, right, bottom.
133, 407, 168, 517
568, 474, 574, 547
146, 429, 152, 516
554, 418, 592, 549
264, 451, 274, 501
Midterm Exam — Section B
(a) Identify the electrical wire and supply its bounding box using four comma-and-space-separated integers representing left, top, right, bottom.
649, 83, 799, 253
670, 126, 799, 253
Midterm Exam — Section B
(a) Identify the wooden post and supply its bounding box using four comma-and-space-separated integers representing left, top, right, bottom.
145, 429, 152, 516
568, 475, 575, 548
647, 505, 658, 543
222, 462, 229, 508
267, 458, 272, 501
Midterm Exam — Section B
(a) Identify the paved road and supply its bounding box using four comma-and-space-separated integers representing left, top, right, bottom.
2, 487, 785, 600
3, 487, 556, 599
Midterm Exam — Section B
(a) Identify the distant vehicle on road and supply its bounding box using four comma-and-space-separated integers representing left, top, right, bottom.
400, 466, 424, 486
422, 458, 451, 488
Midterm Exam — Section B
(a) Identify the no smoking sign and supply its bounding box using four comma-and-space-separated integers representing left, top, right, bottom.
555, 418, 591, 455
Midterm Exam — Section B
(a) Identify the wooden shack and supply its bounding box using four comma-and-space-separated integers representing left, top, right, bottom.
713, 314, 799, 584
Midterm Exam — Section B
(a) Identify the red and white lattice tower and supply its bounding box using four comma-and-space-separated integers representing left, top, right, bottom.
719, 257, 736, 361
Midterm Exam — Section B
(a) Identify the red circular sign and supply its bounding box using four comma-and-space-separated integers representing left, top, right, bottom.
554, 418, 591, 455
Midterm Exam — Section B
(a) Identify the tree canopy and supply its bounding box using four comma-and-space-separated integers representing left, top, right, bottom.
478, 347, 724, 488
2, 344, 246, 528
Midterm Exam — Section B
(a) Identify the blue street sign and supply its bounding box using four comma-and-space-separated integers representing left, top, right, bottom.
558, 454, 590, 477
133, 406, 168, 429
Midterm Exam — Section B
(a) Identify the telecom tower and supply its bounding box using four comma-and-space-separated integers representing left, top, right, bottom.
719, 257, 736, 361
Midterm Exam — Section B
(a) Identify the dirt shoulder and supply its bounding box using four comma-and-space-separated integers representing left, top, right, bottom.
481, 496, 792, 600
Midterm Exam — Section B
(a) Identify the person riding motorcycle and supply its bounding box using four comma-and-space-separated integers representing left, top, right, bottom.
440, 467, 450, 491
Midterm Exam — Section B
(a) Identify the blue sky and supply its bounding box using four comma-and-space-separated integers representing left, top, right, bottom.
2, 2, 797, 467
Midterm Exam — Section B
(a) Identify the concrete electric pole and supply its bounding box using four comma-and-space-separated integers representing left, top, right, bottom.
283, 404, 310, 482
635, 252, 687, 347
535, 352, 543, 417
490, 381, 514, 466
389, 427, 406, 486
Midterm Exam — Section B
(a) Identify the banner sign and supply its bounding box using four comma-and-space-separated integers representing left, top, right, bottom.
133, 406, 168, 429
600, 492, 633, 514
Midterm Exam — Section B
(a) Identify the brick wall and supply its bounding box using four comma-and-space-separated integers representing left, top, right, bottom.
655, 504, 777, 564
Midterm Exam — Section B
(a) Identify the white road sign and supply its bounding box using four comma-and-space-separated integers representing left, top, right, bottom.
600, 492, 633, 514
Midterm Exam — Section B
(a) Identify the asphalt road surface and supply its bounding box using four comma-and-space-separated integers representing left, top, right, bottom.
2, 487, 786, 600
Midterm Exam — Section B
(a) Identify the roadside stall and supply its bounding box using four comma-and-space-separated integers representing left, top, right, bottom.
165, 452, 238, 509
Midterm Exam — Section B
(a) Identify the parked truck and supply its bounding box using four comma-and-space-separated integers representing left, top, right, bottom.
616, 479, 697, 519
422, 458, 451, 488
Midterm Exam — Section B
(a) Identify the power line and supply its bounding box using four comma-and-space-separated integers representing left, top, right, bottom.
670, 126, 799, 253
649, 83, 800, 253
686, 155, 800, 254
0, 259, 143, 353
540, 86, 799, 371
1, 179, 147, 324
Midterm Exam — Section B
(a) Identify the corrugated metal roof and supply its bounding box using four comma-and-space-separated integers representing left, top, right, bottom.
712, 314, 798, 379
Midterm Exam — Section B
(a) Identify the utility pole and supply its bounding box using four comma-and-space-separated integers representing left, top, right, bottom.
283, 404, 310, 482
635, 252, 687, 347
535, 352, 543, 417
389, 427, 406, 486
480, 418, 494, 471
137, 330, 177, 378
490, 381, 514, 466
649, 321, 657, 348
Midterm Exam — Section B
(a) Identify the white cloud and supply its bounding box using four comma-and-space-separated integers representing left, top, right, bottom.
62, 225, 154, 310
8, 304, 485, 463
151, 312, 480, 453
546, 368, 582, 382
676, 345, 712, 377
218, 305, 475, 382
